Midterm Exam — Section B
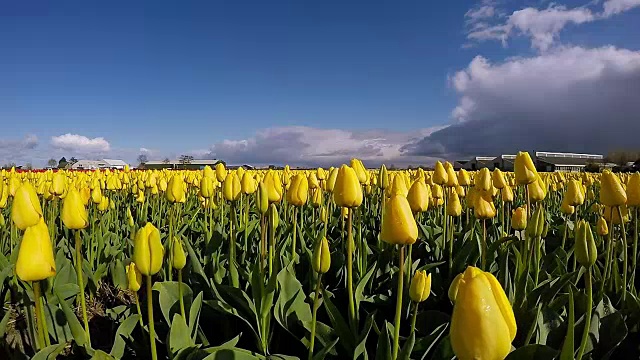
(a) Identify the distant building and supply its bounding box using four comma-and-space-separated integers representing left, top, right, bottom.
70, 160, 107, 170
103, 159, 129, 169
491, 155, 516, 171
143, 159, 222, 170
70, 159, 129, 170
535, 151, 603, 172
462, 156, 495, 171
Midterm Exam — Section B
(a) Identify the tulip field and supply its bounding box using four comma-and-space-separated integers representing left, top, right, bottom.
2, 152, 640, 360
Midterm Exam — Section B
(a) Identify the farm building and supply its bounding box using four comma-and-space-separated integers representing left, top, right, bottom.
143, 159, 223, 170
491, 154, 516, 171
460, 156, 495, 171
70, 159, 129, 170
534, 151, 603, 172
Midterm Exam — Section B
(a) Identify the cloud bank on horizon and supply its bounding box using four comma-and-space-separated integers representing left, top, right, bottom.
1, 0, 639, 168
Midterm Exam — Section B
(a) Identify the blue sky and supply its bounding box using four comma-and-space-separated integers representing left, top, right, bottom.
1, 0, 639, 167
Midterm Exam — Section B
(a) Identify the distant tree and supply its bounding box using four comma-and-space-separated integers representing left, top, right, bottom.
584, 162, 601, 173
58, 157, 68, 168
69, 157, 78, 165
47, 158, 57, 168
137, 154, 148, 165
2, 162, 17, 170
163, 157, 171, 164
24, 163, 33, 170
606, 150, 640, 166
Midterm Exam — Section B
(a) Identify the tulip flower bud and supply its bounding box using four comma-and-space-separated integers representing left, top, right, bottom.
407, 180, 429, 213
445, 163, 458, 188
133, 222, 164, 276
350, 158, 368, 184
575, 221, 597, 268
9, 176, 21, 197
312, 237, 331, 274
389, 174, 409, 198
501, 185, 514, 203
333, 165, 363, 208
626, 173, 640, 207
492, 169, 506, 189
241, 173, 256, 195
263, 171, 283, 203
166, 175, 186, 203
378, 165, 390, 190
16, 219, 56, 281
126, 262, 142, 292
447, 191, 462, 217
474, 192, 496, 220
600, 170, 627, 207
526, 206, 545, 238
223, 172, 241, 202
127, 207, 135, 227
511, 207, 527, 231
603, 204, 630, 225
11, 183, 43, 230
515, 151, 538, 185
98, 196, 110, 212
316, 167, 327, 180
433, 161, 448, 185
287, 173, 308, 207
596, 216, 608, 236
450, 266, 516, 360
527, 176, 546, 203
257, 182, 269, 215
409, 270, 432, 303
431, 184, 443, 200
381, 195, 418, 245
269, 203, 279, 230
61, 187, 89, 230
311, 188, 323, 208
456, 185, 466, 198
457, 169, 470, 186
50, 172, 66, 196
215, 163, 227, 182
200, 176, 215, 198
564, 180, 585, 206
326, 167, 339, 193
172, 238, 187, 270
320, 205, 328, 224
308, 172, 320, 190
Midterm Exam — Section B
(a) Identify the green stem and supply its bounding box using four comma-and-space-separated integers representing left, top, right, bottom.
146, 276, 158, 360
292, 207, 298, 263
449, 215, 455, 276
562, 217, 568, 249
481, 219, 487, 270
135, 293, 144, 329
168, 205, 174, 281
309, 274, 322, 360
230, 202, 239, 287
576, 267, 592, 360
617, 206, 628, 302
346, 208, 356, 331
410, 301, 418, 336
178, 270, 186, 319
75, 230, 91, 344
406, 243, 413, 287
392, 245, 405, 360
33, 281, 45, 351
268, 208, 275, 278
632, 208, 638, 290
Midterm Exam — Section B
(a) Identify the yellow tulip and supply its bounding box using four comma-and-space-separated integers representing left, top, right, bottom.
492, 169, 506, 189
50, 172, 66, 196
511, 207, 527, 231
409, 270, 432, 303
350, 158, 368, 184
600, 170, 626, 207
16, 219, 56, 281
126, 262, 142, 292
564, 180, 585, 206
450, 266, 516, 360
133, 222, 164, 276
381, 195, 418, 245
433, 161, 448, 185
312, 237, 331, 274
61, 186, 89, 230
626, 173, 640, 206
501, 185, 514, 203
575, 220, 596, 267
458, 169, 471, 186
407, 180, 429, 213
603, 204, 630, 225
527, 176, 547, 202
263, 170, 283, 203
475, 168, 491, 192
223, 172, 242, 202
200, 176, 215, 198
326, 167, 339, 192
203, 165, 215, 179
172, 238, 187, 270
257, 181, 269, 215
311, 188, 323, 208
378, 165, 390, 189
445, 163, 458, 187
596, 216, 608, 236
11, 182, 43, 230
8, 176, 21, 196
389, 174, 409, 198
167, 175, 186, 203
446, 191, 462, 217
287, 173, 309, 207
215, 163, 227, 182
308, 172, 320, 190
514, 151, 538, 185
333, 165, 363, 208
98, 196, 110, 212
241, 173, 256, 194
474, 192, 496, 220
560, 198, 575, 215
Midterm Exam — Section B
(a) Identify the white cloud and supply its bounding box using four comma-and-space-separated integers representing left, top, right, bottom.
0, 134, 39, 165
465, 0, 640, 52
50, 133, 111, 153
603, 0, 640, 16
403, 46, 640, 158
204, 126, 445, 167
